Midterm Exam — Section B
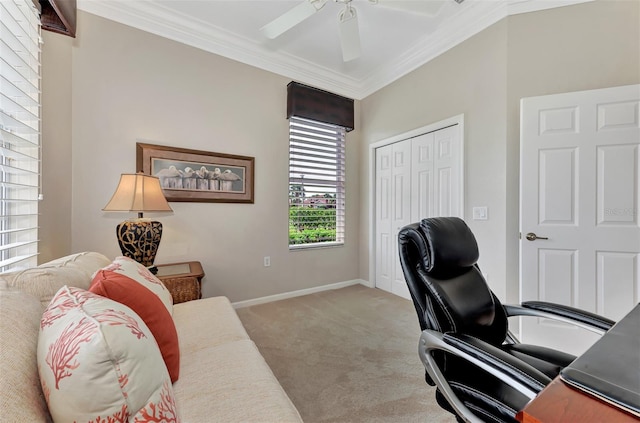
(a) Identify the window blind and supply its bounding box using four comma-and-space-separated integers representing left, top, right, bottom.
289, 116, 345, 248
0, 0, 41, 271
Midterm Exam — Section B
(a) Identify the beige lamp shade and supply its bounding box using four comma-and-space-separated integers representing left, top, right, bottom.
103, 173, 172, 215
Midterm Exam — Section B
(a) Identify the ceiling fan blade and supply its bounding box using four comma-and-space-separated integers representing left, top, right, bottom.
338, 6, 361, 62
374, 0, 448, 17
260, 0, 326, 39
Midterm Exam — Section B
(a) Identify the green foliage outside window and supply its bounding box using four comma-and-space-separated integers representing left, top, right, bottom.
289, 207, 337, 244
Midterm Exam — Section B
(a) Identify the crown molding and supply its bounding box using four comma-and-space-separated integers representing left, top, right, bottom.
77, 0, 365, 99
358, 0, 508, 98
508, 0, 594, 15
77, 0, 593, 100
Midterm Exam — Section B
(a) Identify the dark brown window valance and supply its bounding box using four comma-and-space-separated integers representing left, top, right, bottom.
287, 82, 354, 132
39, 0, 76, 37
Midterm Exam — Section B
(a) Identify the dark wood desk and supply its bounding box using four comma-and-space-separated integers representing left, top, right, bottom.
517, 304, 640, 423
517, 377, 638, 423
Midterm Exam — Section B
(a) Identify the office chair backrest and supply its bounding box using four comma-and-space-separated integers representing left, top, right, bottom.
398, 217, 508, 347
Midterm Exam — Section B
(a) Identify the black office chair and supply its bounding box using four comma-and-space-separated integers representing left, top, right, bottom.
398, 217, 615, 423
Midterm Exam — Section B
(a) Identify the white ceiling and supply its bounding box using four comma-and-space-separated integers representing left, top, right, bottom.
77, 0, 590, 99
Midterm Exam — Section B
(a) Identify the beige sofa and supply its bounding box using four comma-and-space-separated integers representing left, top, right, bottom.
0, 252, 302, 423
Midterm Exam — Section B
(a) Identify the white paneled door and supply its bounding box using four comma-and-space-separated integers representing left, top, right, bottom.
520, 84, 640, 356
376, 141, 412, 298
375, 123, 462, 299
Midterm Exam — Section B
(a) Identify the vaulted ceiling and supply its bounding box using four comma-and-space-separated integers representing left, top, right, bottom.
77, 0, 590, 99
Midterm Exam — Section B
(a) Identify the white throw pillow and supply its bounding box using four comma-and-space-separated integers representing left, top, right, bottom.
37, 286, 180, 423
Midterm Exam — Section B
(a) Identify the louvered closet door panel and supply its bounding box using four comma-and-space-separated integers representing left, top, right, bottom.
375, 144, 393, 293
391, 141, 412, 299
411, 133, 435, 220
410, 126, 462, 222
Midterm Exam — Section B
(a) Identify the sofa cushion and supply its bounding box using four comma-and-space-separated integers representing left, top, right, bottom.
173, 339, 302, 423
173, 296, 250, 354
6, 252, 111, 306
90, 269, 180, 382
37, 286, 179, 423
0, 288, 50, 422
101, 256, 173, 315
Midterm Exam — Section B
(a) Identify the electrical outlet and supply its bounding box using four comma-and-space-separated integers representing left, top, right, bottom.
263, 256, 271, 267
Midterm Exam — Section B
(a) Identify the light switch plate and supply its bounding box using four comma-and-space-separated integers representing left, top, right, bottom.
472, 206, 488, 220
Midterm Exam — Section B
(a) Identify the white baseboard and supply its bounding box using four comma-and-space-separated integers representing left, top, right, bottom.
231, 279, 369, 309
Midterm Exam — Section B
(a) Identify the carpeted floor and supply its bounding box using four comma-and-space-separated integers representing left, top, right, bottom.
236, 284, 456, 423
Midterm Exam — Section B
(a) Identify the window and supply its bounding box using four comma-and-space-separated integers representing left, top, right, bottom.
288, 116, 345, 248
0, 0, 41, 271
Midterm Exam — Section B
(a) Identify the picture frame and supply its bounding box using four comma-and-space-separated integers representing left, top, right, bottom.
136, 142, 255, 203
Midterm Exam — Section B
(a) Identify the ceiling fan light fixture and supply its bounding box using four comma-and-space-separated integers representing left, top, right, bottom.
260, 0, 327, 39
338, 4, 361, 61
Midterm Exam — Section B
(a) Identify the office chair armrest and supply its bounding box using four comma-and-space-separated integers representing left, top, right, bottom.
419, 330, 550, 419
442, 332, 551, 393
504, 302, 614, 334
419, 330, 551, 423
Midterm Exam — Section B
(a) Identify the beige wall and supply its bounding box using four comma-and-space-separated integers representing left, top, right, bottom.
41, 12, 362, 302
360, 20, 510, 299
359, 0, 639, 303
40, 32, 74, 263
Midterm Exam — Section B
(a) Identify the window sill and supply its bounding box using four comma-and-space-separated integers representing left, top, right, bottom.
289, 241, 344, 251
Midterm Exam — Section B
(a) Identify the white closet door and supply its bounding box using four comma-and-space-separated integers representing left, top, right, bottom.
411, 133, 435, 219
375, 144, 393, 293
391, 141, 412, 299
434, 126, 462, 218
411, 126, 462, 221
375, 123, 463, 299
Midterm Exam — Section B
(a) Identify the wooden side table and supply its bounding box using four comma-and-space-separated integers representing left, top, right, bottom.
155, 261, 205, 304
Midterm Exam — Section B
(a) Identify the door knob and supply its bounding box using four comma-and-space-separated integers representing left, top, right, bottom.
525, 232, 549, 241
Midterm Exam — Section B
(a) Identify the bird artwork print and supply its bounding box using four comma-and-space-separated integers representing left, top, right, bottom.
154, 162, 244, 193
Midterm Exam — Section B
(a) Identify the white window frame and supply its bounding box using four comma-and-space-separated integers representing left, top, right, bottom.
288, 116, 345, 249
0, 0, 41, 271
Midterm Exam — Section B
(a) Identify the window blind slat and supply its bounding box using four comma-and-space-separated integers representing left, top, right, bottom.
0, 239, 37, 252
0, 225, 36, 235
290, 135, 345, 145
0, 181, 38, 190
291, 125, 341, 137
1, 91, 39, 122
290, 150, 345, 162
0, 73, 39, 109
0, 253, 37, 269
0, 110, 38, 134
0, 163, 38, 176
0, 145, 38, 161
0, 127, 38, 148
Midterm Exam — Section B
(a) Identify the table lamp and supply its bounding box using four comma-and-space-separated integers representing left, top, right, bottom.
103, 172, 173, 271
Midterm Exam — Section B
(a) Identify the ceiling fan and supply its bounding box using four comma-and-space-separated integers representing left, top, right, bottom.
260, 0, 464, 62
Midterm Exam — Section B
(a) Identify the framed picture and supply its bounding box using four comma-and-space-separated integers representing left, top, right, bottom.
136, 142, 255, 203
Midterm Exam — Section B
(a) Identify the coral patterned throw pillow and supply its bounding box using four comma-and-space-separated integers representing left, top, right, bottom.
90, 269, 180, 382
37, 286, 180, 423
